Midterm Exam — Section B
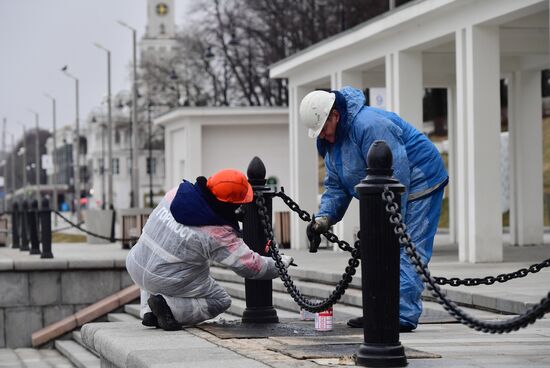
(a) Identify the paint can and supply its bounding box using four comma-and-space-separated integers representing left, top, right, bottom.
315, 306, 333, 331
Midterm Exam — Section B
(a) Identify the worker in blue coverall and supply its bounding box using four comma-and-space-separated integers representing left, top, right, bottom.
300, 87, 448, 331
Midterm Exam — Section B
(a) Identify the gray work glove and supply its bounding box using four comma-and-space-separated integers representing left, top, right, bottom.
280, 255, 294, 269
306, 216, 330, 253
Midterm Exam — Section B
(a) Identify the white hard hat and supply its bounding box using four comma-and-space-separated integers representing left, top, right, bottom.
299, 90, 336, 138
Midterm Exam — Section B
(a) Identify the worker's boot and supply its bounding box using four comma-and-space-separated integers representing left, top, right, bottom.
147, 295, 181, 331
347, 316, 364, 328
142, 312, 158, 327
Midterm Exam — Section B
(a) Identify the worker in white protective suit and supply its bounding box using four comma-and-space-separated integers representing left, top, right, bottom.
126, 169, 294, 331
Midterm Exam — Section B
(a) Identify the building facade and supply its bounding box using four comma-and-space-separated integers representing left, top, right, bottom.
270, 0, 549, 261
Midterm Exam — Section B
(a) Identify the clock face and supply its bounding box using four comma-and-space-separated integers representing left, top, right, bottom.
156, 3, 168, 16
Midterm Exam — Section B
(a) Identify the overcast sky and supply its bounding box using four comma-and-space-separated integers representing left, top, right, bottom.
0, 0, 190, 147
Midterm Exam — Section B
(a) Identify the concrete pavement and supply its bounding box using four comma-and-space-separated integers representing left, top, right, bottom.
1, 231, 549, 367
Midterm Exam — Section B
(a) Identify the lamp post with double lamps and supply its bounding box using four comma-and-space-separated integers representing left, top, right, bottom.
27, 109, 41, 202
61, 66, 81, 219
117, 20, 139, 207
93, 42, 113, 209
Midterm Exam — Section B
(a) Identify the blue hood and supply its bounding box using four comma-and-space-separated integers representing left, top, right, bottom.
170, 180, 234, 228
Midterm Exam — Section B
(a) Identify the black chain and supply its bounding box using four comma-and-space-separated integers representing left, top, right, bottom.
256, 192, 361, 313
382, 187, 550, 333
274, 188, 355, 253
53, 210, 137, 243
434, 258, 550, 286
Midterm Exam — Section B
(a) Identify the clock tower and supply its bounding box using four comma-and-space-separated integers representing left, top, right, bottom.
140, 0, 178, 59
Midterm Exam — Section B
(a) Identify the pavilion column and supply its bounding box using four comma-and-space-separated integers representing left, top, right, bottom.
385, 50, 423, 130
289, 84, 318, 250
447, 86, 458, 245
508, 70, 543, 246
455, 25, 503, 263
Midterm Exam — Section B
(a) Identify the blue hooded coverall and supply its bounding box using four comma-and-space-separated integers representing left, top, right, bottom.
316, 87, 448, 329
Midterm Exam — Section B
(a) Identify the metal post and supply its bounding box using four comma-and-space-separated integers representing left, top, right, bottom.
45, 94, 58, 217
355, 140, 407, 367
118, 21, 139, 207
21, 124, 27, 199
20, 199, 29, 251
11, 201, 19, 249
28, 199, 41, 255
2, 117, 6, 212
10, 134, 15, 208
30, 112, 41, 202
62, 68, 81, 219
40, 197, 53, 258
107, 50, 113, 209
93, 43, 113, 209
75, 78, 81, 217
131, 28, 139, 208
241, 156, 279, 323
148, 103, 153, 208
101, 124, 106, 209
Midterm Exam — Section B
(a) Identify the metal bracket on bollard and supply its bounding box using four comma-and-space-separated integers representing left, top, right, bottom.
241, 156, 279, 324
355, 140, 407, 367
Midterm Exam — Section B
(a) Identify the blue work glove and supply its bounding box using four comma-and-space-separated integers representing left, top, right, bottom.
306, 215, 329, 253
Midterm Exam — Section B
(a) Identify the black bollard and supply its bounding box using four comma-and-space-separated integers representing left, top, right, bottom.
20, 200, 30, 251
28, 199, 41, 255
11, 202, 20, 249
241, 156, 279, 323
110, 205, 116, 243
355, 141, 407, 367
40, 198, 53, 259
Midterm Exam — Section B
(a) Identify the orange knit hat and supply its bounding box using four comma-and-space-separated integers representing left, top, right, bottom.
206, 169, 253, 204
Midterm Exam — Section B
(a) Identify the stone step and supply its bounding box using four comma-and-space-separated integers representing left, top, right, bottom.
2, 347, 76, 367
72, 331, 99, 357
54, 340, 100, 368
211, 265, 362, 290
212, 266, 363, 308
107, 313, 140, 323
124, 303, 141, 319
218, 278, 509, 323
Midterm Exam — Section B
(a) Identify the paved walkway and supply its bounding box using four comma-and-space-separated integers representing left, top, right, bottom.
1, 232, 549, 367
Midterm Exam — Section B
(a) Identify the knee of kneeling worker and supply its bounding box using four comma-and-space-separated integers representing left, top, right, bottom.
208, 295, 232, 316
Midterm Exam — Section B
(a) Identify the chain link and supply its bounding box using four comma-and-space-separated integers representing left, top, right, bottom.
274, 188, 355, 253
382, 186, 550, 333
433, 258, 550, 286
256, 192, 360, 313
53, 210, 137, 243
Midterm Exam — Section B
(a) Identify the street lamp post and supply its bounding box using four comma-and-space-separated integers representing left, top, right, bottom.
93, 43, 113, 209
2, 118, 6, 212
17, 122, 27, 198
147, 102, 153, 207
92, 116, 107, 209
44, 93, 58, 215
9, 133, 15, 206
117, 20, 139, 208
61, 66, 81, 219
27, 110, 41, 202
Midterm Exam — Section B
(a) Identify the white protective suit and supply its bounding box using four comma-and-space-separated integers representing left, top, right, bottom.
126, 184, 280, 325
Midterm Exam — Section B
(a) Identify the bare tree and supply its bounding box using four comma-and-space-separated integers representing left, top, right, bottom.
142, 0, 398, 107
